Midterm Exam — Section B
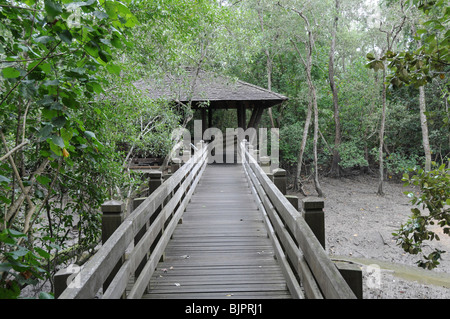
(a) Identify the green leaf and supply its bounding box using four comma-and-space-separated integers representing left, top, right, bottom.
38, 124, 54, 141
2, 67, 21, 79
36, 175, 51, 186
93, 10, 109, 20
49, 140, 62, 156
84, 131, 96, 139
52, 116, 66, 129
10, 247, 29, 259
8, 229, 26, 238
0, 263, 13, 272
44, 0, 63, 18
43, 79, 59, 86
52, 136, 65, 148
106, 63, 121, 75
58, 30, 73, 44
61, 128, 73, 143
34, 36, 55, 44
39, 292, 54, 299
34, 247, 51, 259
0, 175, 11, 184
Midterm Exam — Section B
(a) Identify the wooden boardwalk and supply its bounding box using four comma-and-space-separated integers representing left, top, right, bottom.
143, 164, 292, 299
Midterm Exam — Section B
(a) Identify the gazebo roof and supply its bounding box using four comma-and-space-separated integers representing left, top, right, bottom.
133, 68, 288, 109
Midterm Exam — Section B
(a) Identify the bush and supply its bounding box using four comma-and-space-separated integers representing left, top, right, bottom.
385, 152, 420, 179
338, 141, 368, 169
393, 162, 450, 269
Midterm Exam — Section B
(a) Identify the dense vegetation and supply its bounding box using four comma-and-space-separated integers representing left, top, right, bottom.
0, 0, 448, 298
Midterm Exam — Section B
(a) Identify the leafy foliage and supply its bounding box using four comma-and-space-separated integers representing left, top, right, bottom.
0, 229, 49, 298
0, 0, 138, 297
367, 0, 449, 88
393, 163, 450, 269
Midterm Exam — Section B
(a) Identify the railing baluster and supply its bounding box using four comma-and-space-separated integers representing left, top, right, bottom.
133, 197, 148, 291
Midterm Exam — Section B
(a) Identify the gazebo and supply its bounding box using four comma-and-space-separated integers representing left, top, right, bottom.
133, 67, 288, 134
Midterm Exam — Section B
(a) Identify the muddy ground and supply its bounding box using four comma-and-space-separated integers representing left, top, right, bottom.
289, 174, 450, 299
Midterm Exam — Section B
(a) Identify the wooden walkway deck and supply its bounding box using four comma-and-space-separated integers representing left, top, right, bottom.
143, 164, 292, 299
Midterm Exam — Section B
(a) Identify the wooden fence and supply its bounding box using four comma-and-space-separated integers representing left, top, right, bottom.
239, 140, 357, 299
58, 142, 208, 299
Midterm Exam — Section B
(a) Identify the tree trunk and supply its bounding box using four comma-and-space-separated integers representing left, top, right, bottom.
377, 68, 387, 196
294, 99, 312, 193
257, 5, 276, 129
328, 0, 341, 177
419, 88, 432, 171
312, 84, 324, 197
266, 54, 276, 128
288, 8, 323, 196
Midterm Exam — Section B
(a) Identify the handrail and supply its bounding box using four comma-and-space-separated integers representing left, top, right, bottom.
239, 140, 356, 299
59, 142, 209, 299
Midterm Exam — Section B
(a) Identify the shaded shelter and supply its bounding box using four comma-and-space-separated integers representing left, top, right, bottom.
134, 67, 288, 134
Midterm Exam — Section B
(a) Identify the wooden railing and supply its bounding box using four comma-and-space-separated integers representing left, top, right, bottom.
239, 140, 357, 299
58, 142, 208, 299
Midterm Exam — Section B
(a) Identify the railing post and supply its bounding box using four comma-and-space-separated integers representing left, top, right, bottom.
101, 200, 125, 295
171, 158, 181, 173
335, 261, 363, 299
54, 264, 80, 298
182, 149, 191, 164
301, 197, 325, 249
272, 168, 287, 195
244, 140, 249, 163
163, 172, 172, 182
260, 156, 271, 174
285, 195, 299, 211
248, 144, 255, 160
148, 171, 163, 195
196, 140, 204, 153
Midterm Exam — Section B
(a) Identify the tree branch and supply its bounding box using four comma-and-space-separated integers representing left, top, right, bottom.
0, 139, 29, 162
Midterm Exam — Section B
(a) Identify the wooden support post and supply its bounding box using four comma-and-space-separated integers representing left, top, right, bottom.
208, 107, 213, 129
260, 156, 271, 174
101, 200, 125, 294
253, 107, 264, 129
237, 104, 246, 129
248, 144, 255, 160
53, 264, 80, 298
163, 172, 172, 182
171, 158, 181, 173
247, 105, 258, 129
148, 171, 163, 195
272, 168, 287, 195
301, 197, 325, 249
285, 195, 299, 211
182, 150, 191, 164
201, 108, 207, 136
335, 262, 363, 299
